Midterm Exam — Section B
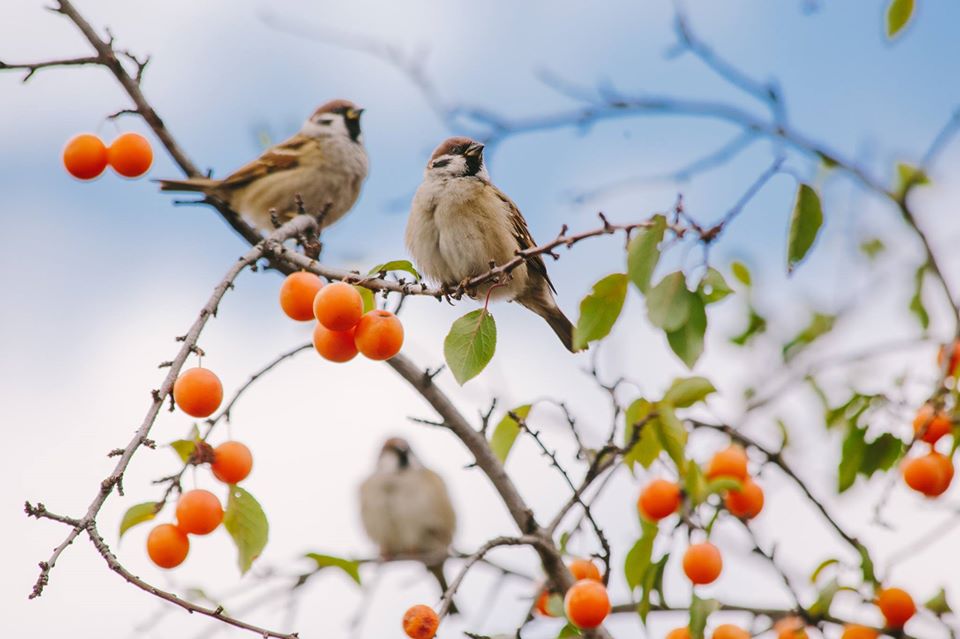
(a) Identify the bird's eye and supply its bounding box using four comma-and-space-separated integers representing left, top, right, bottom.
454, 145, 466, 154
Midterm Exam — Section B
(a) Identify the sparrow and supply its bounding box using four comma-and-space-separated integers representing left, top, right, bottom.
405, 136, 577, 351
158, 99, 368, 231
359, 437, 459, 613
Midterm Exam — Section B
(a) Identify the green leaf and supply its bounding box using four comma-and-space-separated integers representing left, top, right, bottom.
489, 404, 533, 463
623, 399, 661, 470
776, 418, 791, 449
886, 0, 915, 38
624, 520, 658, 591
704, 477, 742, 496
783, 312, 836, 361
355, 285, 376, 314
858, 544, 877, 585
809, 578, 840, 617
924, 588, 952, 615
638, 554, 669, 622
654, 405, 688, 472
223, 486, 269, 574
119, 501, 160, 538
787, 183, 824, 274
839, 424, 905, 492
895, 162, 930, 197
684, 461, 707, 505
698, 268, 733, 305
810, 558, 840, 583
666, 294, 707, 368
573, 273, 629, 350
305, 553, 362, 585
689, 594, 719, 639
663, 376, 716, 408
444, 309, 497, 385
730, 261, 752, 287
838, 425, 866, 493
547, 594, 566, 618
860, 433, 906, 476
557, 623, 581, 638
859, 237, 886, 260
647, 272, 694, 331
368, 260, 421, 280
627, 215, 667, 294
909, 263, 930, 331
730, 306, 766, 346
170, 439, 196, 463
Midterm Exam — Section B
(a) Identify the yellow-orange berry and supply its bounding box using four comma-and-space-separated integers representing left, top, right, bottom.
724, 478, 764, 519
683, 542, 722, 585
638, 478, 681, 521
666, 628, 692, 639
175, 489, 223, 535
63, 133, 108, 180
146, 523, 189, 568
402, 604, 439, 639
279, 272, 323, 321
877, 587, 916, 628
173, 367, 223, 418
712, 624, 749, 639
706, 445, 748, 481
313, 323, 359, 362
841, 625, 878, 639
569, 558, 602, 582
107, 132, 153, 178
313, 281, 364, 331
211, 441, 253, 484
354, 310, 404, 360
912, 405, 953, 444
563, 579, 611, 629
774, 616, 808, 639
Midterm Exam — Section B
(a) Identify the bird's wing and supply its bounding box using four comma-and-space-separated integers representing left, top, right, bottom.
489, 184, 556, 294
218, 134, 316, 188
420, 469, 456, 545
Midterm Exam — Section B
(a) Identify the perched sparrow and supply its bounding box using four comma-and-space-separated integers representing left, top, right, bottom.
405, 137, 577, 351
158, 99, 368, 231
359, 437, 458, 612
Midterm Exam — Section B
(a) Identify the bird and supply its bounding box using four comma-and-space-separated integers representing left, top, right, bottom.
405, 136, 577, 351
157, 99, 368, 231
359, 437, 459, 613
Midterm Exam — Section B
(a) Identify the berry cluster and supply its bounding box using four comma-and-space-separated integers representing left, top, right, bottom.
63, 132, 152, 180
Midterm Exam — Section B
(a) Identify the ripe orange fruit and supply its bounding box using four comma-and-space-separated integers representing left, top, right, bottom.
938, 341, 960, 377
535, 590, 556, 616
402, 604, 439, 639
912, 405, 953, 444
313, 281, 364, 331
841, 625, 878, 639
903, 451, 953, 497
774, 616, 808, 639
63, 133, 108, 180
146, 523, 189, 568
666, 628, 691, 639
706, 445, 748, 481
931, 451, 955, 495
569, 558, 602, 582
175, 489, 223, 535
563, 579, 611, 629
173, 367, 223, 418
279, 272, 323, 321
354, 310, 404, 360
724, 477, 764, 519
683, 542, 722, 585
313, 323, 359, 362
107, 132, 153, 177
877, 587, 916, 628
638, 478, 681, 521
211, 441, 253, 484
712, 624, 749, 639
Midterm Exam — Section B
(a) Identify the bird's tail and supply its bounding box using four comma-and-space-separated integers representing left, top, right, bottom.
520, 294, 579, 353
428, 563, 459, 615
155, 177, 220, 193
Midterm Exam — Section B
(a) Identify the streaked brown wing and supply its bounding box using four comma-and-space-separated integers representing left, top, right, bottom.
219, 135, 313, 188
491, 185, 556, 294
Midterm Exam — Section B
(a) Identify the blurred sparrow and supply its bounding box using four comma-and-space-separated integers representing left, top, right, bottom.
359, 437, 458, 612
158, 99, 368, 231
405, 137, 577, 351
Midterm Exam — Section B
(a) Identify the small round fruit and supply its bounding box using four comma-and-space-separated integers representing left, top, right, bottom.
146, 523, 189, 568
535, 590, 556, 616
712, 624, 749, 639
666, 628, 692, 639
313, 323, 359, 362
176, 489, 223, 535
706, 445, 749, 481
402, 604, 439, 639
63, 133, 108, 180
108, 132, 153, 177
279, 272, 323, 321
569, 558, 602, 582
841, 625, 878, 639
774, 616, 808, 639
902, 452, 952, 497
877, 587, 916, 628
930, 451, 955, 495
938, 341, 960, 377
312, 281, 364, 331
563, 579, 611, 629
683, 542, 723, 585
173, 367, 223, 418
211, 441, 253, 484
912, 405, 953, 444
638, 478, 681, 521
724, 478, 764, 519
354, 310, 404, 360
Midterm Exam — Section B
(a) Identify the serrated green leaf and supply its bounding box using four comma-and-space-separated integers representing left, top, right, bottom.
489, 404, 533, 463
689, 594, 719, 639
666, 295, 706, 368
810, 558, 840, 583
924, 588, 952, 615
730, 261, 752, 287
368, 260, 421, 280
783, 312, 836, 361
730, 305, 766, 346
170, 439, 196, 463
355, 285, 376, 313
886, 0, 915, 38
624, 520, 658, 591
663, 376, 716, 408
444, 309, 497, 385
119, 501, 160, 538
647, 272, 694, 331
655, 405, 688, 472
627, 215, 667, 294
910, 263, 930, 331
624, 399, 661, 470
305, 553, 362, 585
573, 273, 628, 350
698, 268, 733, 304
787, 183, 824, 274
859, 237, 886, 260
223, 486, 269, 574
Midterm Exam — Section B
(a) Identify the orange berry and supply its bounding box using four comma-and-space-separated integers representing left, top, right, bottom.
354, 310, 404, 360
312, 281, 364, 331
563, 579, 611, 629
569, 558, 602, 582
107, 132, 153, 177
211, 441, 253, 484
173, 367, 223, 418
666, 628, 692, 639
638, 478, 681, 521
146, 523, 189, 568
706, 445, 748, 481
402, 604, 439, 639
712, 624, 749, 639
774, 616, 808, 639
683, 542, 723, 585
724, 477, 764, 519
841, 625, 878, 639
903, 451, 953, 497
313, 323, 359, 362
931, 451, 955, 495
877, 587, 916, 628
279, 272, 323, 321
535, 590, 556, 616
913, 405, 953, 444
63, 133, 108, 180
938, 341, 960, 377
175, 489, 223, 535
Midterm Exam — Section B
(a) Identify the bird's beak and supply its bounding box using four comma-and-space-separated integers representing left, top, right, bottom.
464, 142, 484, 158
346, 107, 364, 120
